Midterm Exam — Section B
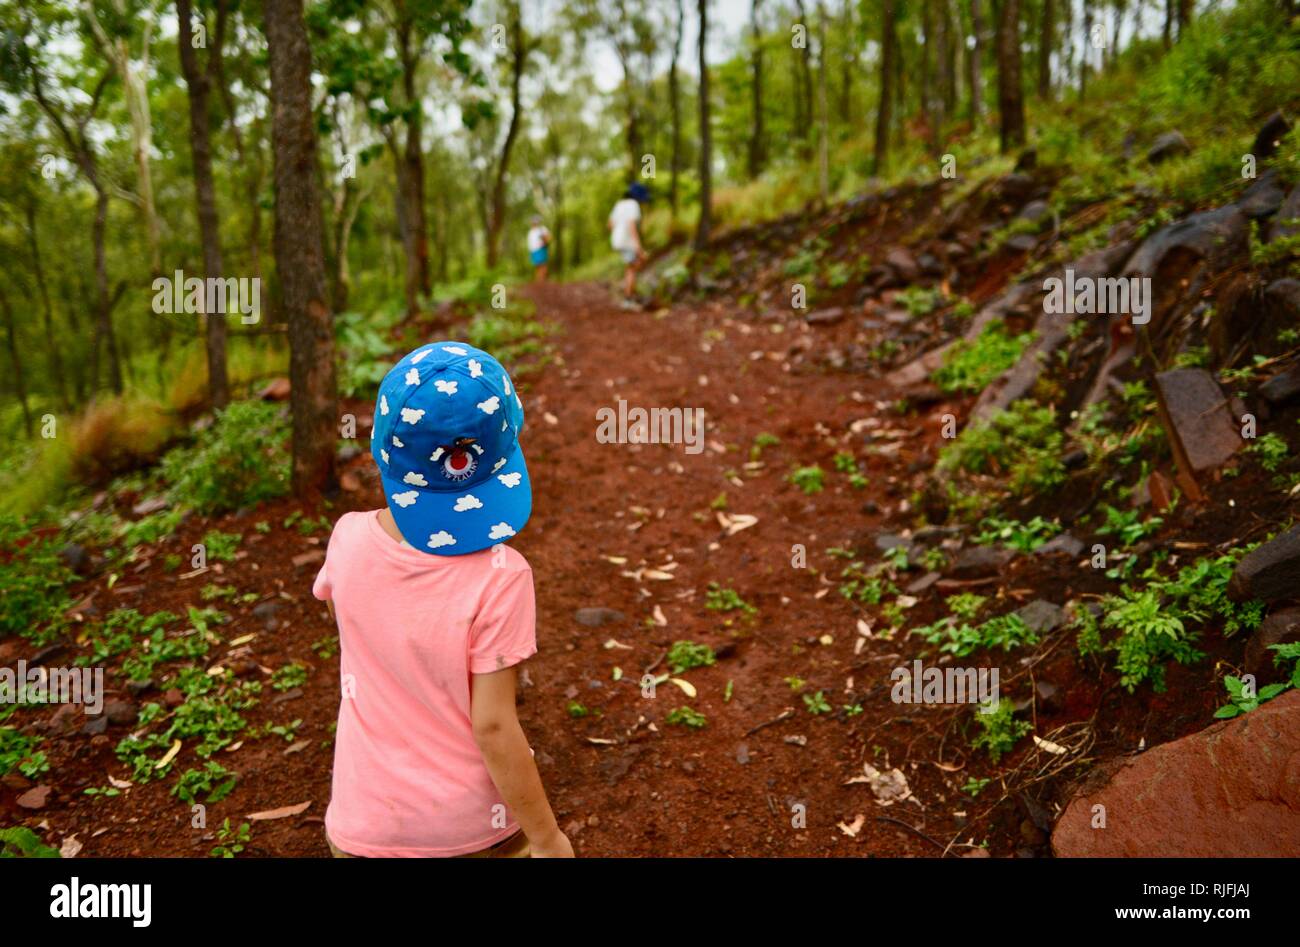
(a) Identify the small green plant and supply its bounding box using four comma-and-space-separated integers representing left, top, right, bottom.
749, 432, 780, 462
788, 465, 825, 495
667, 640, 717, 673
962, 776, 992, 797
665, 706, 708, 729
271, 663, 308, 692
566, 700, 591, 718
974, 515, 1061, 552
833, 451, 858, 473
201, 530, 242, 563
1096, 505, 1164, 546
211, 819, 251, 858
916, 613, 1038, 658
0, 727, 48, 778
0, 515, 74, 642
704, 583, 756, 616
1247, 433, 1289, 472
896, 285, 941, 317
969, 701, 1031, 762
946, 593, 988, 622
1215, 643, 1300, 718
937, 401, 1066, 497
0, 826, 60, 858
312, 635, 340, 659
172, 761, 238, 805
802, 690, 832, 715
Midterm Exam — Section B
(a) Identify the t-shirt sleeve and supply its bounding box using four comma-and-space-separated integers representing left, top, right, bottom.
312, 517, 343, 601
468, 566, 537, 674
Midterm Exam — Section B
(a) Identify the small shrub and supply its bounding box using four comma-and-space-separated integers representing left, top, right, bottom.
160, 401, 289, 514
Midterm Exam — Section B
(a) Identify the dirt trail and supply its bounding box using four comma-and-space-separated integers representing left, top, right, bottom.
14, 280, 989, 858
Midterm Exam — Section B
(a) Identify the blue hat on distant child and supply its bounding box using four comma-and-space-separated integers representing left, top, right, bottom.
371, 342, 530, 556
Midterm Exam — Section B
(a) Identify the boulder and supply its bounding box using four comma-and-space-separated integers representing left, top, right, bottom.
1228, 524, 1300, 603
1015, 600, 1066, 635
949, 545, 1015, 578
1259, 363, 1300, 407
1146, 130, 1191, 164
1234, 169, 1286, 219
1243, 608, 1300, 681
1270, 184, 1300, 242
1264, 277, 1300, 323
1035, 533, 1084, 558
1051, 689, 1300, 857
1251, 110, 1292, 161
1123, 205, 1248, 282
1153, 368, 1243, 499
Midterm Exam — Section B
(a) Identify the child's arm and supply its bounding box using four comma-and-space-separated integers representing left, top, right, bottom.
471, 667, 573, 857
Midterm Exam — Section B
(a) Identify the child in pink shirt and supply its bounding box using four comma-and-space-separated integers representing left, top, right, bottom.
313, 341, 570, 858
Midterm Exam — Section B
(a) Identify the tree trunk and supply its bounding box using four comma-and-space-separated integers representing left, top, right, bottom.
794, 0, 814, 158
264, 0, 338, 496
1177, 0, 1192, 37
747, 0, 766, 179
815, 2, 829, 200
873, 0, 897, 174
1082, 0, 1093, 96
1037, 0, 1053, 98
694, 0, 713, 250
996, 0, 1026, 153
24, 199, 69, 410
177, 0, 230, 409
669, 0, 684, 216
0, 287, 32, 438
968, 0, 985, 120
486, 4, 527, 270
838, 0, 855, 122
92, 188, 122, 394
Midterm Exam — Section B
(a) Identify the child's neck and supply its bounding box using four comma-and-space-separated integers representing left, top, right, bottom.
377, 508, 406, 545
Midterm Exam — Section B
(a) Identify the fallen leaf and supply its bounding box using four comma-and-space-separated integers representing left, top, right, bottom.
246, 801, 312, 821
669, 678, 697, 698
837, 814, 866, 838
603, 638, 633, 650
107, 775, 133, 789
155, 739, 182, 770
845, 763, 913, 807
59, 835, 83, 858
1033, 734, 1068, 756
17, 785, 51, 809
651, 605, 667, 626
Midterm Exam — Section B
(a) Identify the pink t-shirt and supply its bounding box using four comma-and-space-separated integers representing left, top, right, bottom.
312, 509, 537, 857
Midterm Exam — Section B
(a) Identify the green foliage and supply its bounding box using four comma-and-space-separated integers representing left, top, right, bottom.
0, 727, 48, 779
0, 515, 73, 641
271, 663, 309, 692
665, 706, 708, 729
802, 689, 832, 715
974, 515, 1061, 552
1100, 588, 1203, 692
335, 310, 396, 399
211, 819, 251, 859
159, 401, 290, 515
896, 285, 940, 317
915, 612, 1039, 658
1096, 504, 1164, 546
0, 827, 60, 858
788, 465, 825, 495
172, 761, 238, 805
945, 593, 988, 622
969, 701, 1031, 762
938, 401, 1066, 497
201, 530, 242, 563
932, 324, 1031, 394
667, 640, 717, 674
1247, 433, 1289, 472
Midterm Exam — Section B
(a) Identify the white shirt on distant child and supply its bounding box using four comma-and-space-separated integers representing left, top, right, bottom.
608, 198, 641, 252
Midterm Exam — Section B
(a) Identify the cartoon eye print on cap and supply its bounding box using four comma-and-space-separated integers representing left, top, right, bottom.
438, 437, 478, 481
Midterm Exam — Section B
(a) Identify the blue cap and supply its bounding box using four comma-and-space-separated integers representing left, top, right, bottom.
371, 341, 530, 556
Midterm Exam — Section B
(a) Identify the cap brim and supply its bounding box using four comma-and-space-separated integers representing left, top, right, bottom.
378, 444, 532, 556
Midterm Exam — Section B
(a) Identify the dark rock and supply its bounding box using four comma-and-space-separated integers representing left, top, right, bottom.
574, 607, 626, 627
1016, 600, 1066, 634
805, 307, 846, 325
917, 253, 944, 277
1229, 525, 1300, 604
59, 543, 91, 575
906, 572, 941, 594
885, 248, 920, 282
131, 496, 170, 517
1235, 169, 1286, 219
949, 545, 1015, 578
1259, 363, 1300, 407
1035, 533, 1084, 558
125, 678, 154, 698
17, 785, 51, 810
104, 699, 137, 726
874, 532, 913, 553
1264, 277, 1300, 323
1244, 608, 1300, 681
1154, 369, 1243, 494
1035, 680, 1062, 714
1017, 199, 1051, 225
163, 688, 184, 708
80, 715, 108, 736
1052, 689, 1300, 857
31, 643, 66, 664
1124, 205, 1248, 281
1270, 185, 1300, 242
1251, 110, 1292, 161
1003, 233, 1038, 253
1062, 448, 1087, 470
1147, 130, 1191, 164
996, 172, 1036, 206
253, 599, 285, 630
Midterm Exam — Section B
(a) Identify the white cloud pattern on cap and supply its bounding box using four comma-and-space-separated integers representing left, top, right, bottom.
477, 395, 500, 415
403, 471, 428, 486
391, 491, 418, 508
488, 522, 516, 540
379, 395, 389, 415
453, 495, 483, 512
404, 368, 419, 385
443, 345, 468, 356
427, 531, 456, 549
434, 379, 457, 395
400, 407, 425, 425
498, 472, 522, 488
468, 359, 483, 378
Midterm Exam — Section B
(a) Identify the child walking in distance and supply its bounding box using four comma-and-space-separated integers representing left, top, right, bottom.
313, 342, 572, 858
608, 182, 649, 307
526, 215, 551, 283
